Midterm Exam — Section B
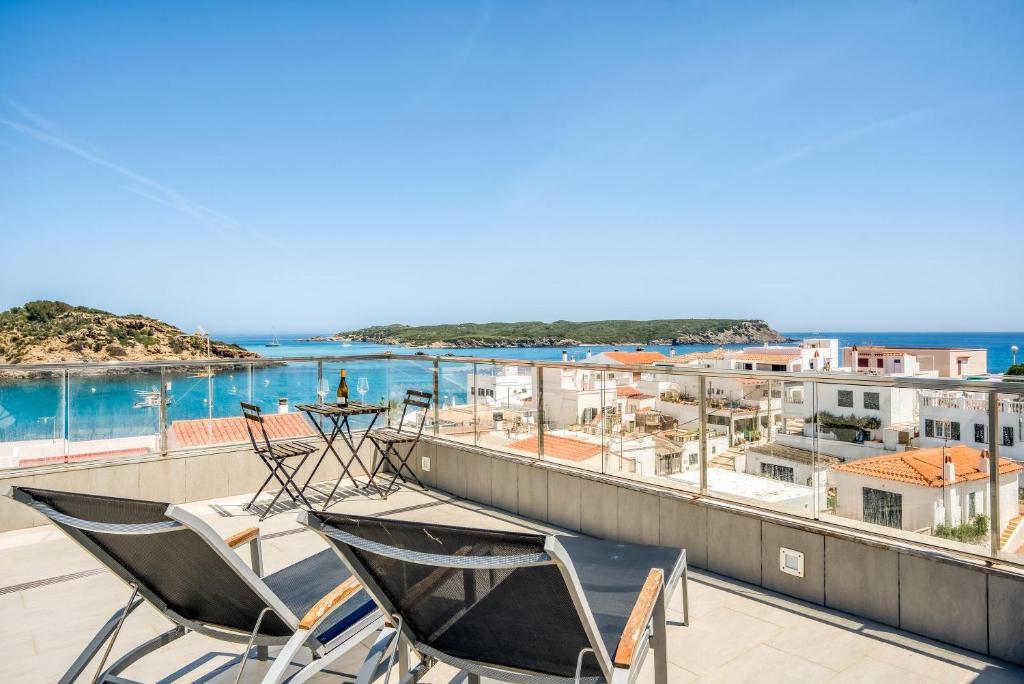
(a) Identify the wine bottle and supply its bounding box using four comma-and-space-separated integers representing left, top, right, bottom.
336, 369, 349, 405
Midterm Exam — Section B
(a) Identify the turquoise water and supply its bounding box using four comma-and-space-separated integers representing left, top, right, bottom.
1, 332, 1021, 443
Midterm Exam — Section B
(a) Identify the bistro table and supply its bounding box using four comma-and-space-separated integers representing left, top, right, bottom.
295, 401, 387, 508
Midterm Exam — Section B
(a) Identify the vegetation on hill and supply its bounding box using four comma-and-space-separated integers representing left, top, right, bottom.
330, 319, 785, 348
0, 300, 258, 364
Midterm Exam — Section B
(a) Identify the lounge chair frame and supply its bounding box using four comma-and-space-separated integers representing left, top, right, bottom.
301, 511, 687, 684
4, 486, 384, 684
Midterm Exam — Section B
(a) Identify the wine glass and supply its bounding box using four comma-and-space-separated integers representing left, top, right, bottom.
317, 378, 329, 405
356, 377, 369, 404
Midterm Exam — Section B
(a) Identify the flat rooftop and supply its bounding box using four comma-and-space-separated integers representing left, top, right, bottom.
2, 481, 1022, 682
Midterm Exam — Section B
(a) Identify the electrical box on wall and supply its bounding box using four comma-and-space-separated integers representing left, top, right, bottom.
421, 456, 431, 472
779, 548, 804, 577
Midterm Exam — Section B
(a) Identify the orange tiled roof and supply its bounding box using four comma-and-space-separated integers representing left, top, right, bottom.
508, 434, 601, 462
616, 386, 643, 397
734, 352, 797, 364
600, 351, 668, 365
171, 412, 314, 448
832, 445, 1022, 487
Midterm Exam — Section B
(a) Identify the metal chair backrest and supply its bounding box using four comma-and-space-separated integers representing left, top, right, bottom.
303, 511, 611, 681
241, 402, 274, 453
4, 486, 296, 638
394, 389, 432, 437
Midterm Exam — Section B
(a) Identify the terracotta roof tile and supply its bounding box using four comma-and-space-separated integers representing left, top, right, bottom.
833, 445, 1022, 487
171, 412, 314, 448
508, 434, 601, 462
600, 351, 668, 365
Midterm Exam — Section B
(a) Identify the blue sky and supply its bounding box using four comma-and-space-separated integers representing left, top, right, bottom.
1, 2, 1022, 334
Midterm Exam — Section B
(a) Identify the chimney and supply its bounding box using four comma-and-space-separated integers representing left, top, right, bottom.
586, 349, 592, 359
669, 348, 677, 357
278, 397, 289, 414
979, 450, 991, 474
851, 345, 859, 370
943, 452, 955, 482
561, 350, 568, 363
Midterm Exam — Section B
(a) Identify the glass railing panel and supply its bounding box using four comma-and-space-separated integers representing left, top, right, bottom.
0, 369, 65, 469
65, 368, 161, 465
460, 362, 538, 457
436, 359, 475, 446
695, 372, 812, 515
388, 357, 437, 432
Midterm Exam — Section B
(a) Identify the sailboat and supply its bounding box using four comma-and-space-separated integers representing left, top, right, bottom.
265, 334, 281, 348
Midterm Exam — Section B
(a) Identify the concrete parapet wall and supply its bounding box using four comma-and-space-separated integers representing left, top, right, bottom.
412, 437, 1024, 667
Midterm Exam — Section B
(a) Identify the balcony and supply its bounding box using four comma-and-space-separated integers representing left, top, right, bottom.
2, 480, 1022, 682
3, 354, 1024, 676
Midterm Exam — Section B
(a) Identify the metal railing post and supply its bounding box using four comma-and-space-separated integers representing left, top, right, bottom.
472, 363, 478, 448
247, 363, 254, 403
536, 365, 544, 458
989, 391, 1001, 557
63, 368, 70, 462
432, 359, 440, 436
698, 376, 707, 495
158, 367, 168, 455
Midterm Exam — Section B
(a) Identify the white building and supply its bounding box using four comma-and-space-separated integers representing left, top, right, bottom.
466, 365, 533, 406
919, 390, 1024, 462
831, 445, 1021, 537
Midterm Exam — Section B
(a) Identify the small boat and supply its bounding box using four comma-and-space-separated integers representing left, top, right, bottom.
341, 342, 352, 348
265, 335, 281, 348
133, 390, 171, 409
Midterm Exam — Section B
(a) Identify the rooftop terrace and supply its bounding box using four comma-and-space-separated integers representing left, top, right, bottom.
2, 479, 1022, 683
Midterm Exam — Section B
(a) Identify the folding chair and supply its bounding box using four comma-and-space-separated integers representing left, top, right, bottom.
3, 486, 384, 684
241, 401, 317, 519
365, 390, 432, 497
301, 511, 688, 684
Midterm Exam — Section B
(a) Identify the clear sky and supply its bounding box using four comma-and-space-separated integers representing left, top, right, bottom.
1, 2, 1022, 334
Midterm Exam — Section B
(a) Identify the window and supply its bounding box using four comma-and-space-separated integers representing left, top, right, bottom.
711, 445, 717, 455
863, 487, 902, 529
1004, 426, 1015, 447
876, 358, 884, 368
688, 452, 698, 466
975, 423, 986, 444
863, 392, 880, 410
968, 491, 977, 519
761, 462, 795, 483
925, 419, 934, 438
771, 364, 786, 372
858, 357, 869, 368
838, 390, 853, 408
656, 453, 682, 476
933, 421, 959, 439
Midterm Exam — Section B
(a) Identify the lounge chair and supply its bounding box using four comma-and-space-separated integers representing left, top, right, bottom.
301, 510, 688, 684
3, 486, 383, 684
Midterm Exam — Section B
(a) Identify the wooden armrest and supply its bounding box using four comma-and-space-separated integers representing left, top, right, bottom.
226, 527, 259, 549
613, 568, 664, 668
299, 576, 363, 630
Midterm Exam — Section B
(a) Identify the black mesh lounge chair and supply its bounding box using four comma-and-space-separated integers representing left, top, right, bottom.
3, 486, 383, 684
241, 401, 318, 520
365, 389, 432, 496
301, 511, 688, 684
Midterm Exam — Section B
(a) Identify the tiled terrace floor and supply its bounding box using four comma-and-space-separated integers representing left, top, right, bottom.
1, 481, 1022, 683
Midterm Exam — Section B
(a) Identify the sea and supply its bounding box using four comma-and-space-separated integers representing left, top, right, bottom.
0, 332, 1021, 443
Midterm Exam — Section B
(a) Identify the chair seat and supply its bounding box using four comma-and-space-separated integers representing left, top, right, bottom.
257, 440, 317, 459
263, 549, 378, 646
368, 427, 418, 444
557, 535, 685, 660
